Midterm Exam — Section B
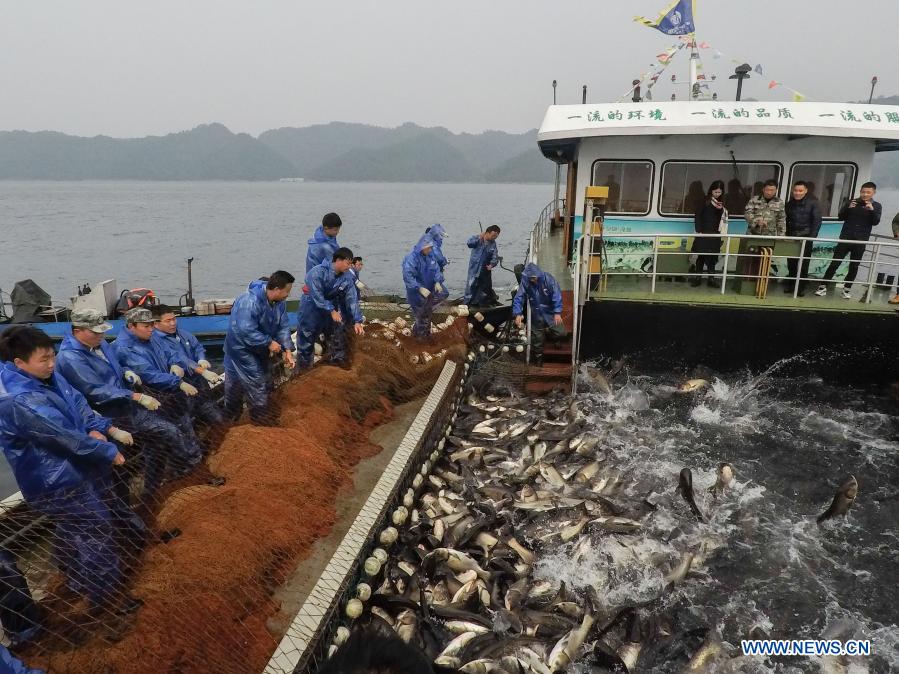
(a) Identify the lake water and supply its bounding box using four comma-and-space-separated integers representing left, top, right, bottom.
0, 181, 555, 305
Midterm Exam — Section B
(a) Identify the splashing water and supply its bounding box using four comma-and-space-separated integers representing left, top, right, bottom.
572, 357, 899, 672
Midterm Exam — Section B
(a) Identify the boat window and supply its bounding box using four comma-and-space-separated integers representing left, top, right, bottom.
789, 163, 856, 219
591, 160, 653, 215
659, 161, 781, 217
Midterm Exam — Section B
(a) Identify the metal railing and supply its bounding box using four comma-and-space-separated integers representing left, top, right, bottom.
576, 231, 899, 303
526, 198, 566, 365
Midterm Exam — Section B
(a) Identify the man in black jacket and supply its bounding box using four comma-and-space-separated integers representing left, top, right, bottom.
784, 181, 822, 296
815, 182, 882, 299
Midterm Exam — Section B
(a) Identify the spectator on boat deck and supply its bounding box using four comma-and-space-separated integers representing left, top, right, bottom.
114, 308, 205, 468
815, 182, 882, 299
426, 223, 449, 272
512, 263, 565, 367
296, 248, 363, 371
691, 181, 726, 288
784, 181, 822, 297
0, 327, 143, 618
403, 234, 448, 340
223, 271, 295, 425
464, 225, 501, 306
744, 179, 786, 236
724, 178, 749, 216
151, 307, 224, 430
56, 308, 204, 505
305, 212, 342, 275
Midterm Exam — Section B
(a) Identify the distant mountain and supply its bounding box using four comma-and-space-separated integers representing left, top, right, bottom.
259, 122, 547, 183
0, 121, 549, 183
0, 123, 295, 180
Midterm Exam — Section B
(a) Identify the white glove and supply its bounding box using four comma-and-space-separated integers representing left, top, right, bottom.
108, 427, 134, 446
179, 381, 199, 397
200, 369, 222, 384
169, 364, 185, 378
434, 282, 444, 294
197, 359, 212, 370
136, 394, 161, 411
355, 280, 366, 291
419, 287, 431, 298
123, 370, 142, 386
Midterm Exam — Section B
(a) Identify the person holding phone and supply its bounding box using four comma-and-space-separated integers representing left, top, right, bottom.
815, 182, 882, 299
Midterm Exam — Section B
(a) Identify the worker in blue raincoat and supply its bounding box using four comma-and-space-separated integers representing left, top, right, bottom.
0, 644, 44, 674
402, 235, 449, 339
113, 308, 204, 471
426, 224, 449, 272
0, 327, 142, 616
151, 307, 224, 427
56, 308, 200, 501
512, 263, 566, 367
223, 271, 295, 425
0, 548, 40, 648
296, 248, 364, 370
464, 225, 501, 306
305, 212, 343, 275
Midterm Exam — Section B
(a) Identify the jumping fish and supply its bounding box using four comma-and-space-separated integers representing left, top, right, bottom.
817, 474, 858, 524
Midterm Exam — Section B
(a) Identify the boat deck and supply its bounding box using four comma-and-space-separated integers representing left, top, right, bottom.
535, 227, 899, 315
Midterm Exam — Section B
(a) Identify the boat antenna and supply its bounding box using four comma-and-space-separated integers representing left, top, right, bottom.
868, 76, 878, 104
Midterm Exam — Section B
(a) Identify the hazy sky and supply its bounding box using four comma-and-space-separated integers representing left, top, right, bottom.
1, 1, 894, 138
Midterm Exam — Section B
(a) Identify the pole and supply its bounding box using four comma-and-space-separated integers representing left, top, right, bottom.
582, 85, 587, 104
552, 79, 557, 105
689, 37, 699, 100
186, 257, 195, 307
868, 76, 878, 104
736, 78, 744, 102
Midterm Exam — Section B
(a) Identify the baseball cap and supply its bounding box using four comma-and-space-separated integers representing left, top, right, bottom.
124, 307, 154, 325
71, 308, 113, 333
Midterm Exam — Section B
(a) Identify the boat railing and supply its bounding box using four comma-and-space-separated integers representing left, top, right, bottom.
576, 231, 899, 303
528, 198, 566, 266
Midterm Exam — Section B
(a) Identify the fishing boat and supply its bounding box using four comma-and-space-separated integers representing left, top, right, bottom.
528, 98, 899, 390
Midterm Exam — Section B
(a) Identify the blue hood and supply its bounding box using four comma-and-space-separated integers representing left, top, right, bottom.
428, 223, 446, 244
249, 279, 268, 301
412, 234, 437, 255
308, 225, 337, 247
522, 262, 545, 281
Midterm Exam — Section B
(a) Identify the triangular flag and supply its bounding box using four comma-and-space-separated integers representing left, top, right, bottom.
713, 50, 723, 59
754, 64, 764, 75
698, 41, 710, 49
792, 91, 805, 102
768, 80, 780, 90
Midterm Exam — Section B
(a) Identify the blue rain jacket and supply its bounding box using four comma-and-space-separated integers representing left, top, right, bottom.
428, 224, 449, 271
0, 645, 44, 674
512, 263, 563, 326
0, 363, 117, 502
152, 328, 206, 372
402, 235, 448, 312
56, 334, 133, 414
224, 280, 292, 396
297, 261, 357, 365
464, 234, 499, 302
304, 261, 360, 320
113, 329, 181, 392
305, 226, 340, 275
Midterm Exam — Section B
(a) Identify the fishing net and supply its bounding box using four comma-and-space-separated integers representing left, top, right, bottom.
1, 317, 469, 673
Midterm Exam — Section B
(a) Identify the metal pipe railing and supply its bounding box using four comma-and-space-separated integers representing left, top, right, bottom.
579, 232, 899, 304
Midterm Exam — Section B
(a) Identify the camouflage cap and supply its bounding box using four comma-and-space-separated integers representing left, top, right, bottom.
124, 307, 154, 325
70, 308, 113, 333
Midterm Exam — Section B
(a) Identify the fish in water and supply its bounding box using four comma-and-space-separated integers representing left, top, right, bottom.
677, 467, 705, 522
677, 378, 709, 394
816, 474, 858, 524
708, 462, 734, 499
583, 366, 613, 394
